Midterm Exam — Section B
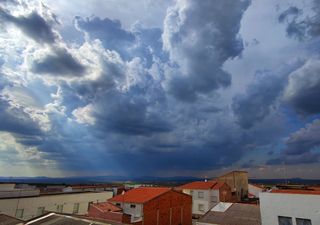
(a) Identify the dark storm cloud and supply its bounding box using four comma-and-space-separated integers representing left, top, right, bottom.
284, 59, 320, 115
266, 119, 320, 166
93, 90, 172, 136
266, 153, 320, 165
284, 119, 320, 155
232, 70, 286, 129
0, 10, 56, 44
0, 100, 43, 135
74, 16, 165, 66
32, 48, 86, 77
163, 0, 251, 102
112, 143, 243, 174
75, 16, 135, 58
279, 1, 320, 40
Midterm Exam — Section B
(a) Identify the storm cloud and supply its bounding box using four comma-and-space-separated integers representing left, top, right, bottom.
279, 1, 320, 40
232, 70, 286, 129
285, 119, 320, 156
163, 0, 251, 102
31, 48, 86, 77
0, 10, 57, 44
284, 59, 320, 115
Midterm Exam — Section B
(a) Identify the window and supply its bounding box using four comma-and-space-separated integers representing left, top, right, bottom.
198, 204, 204, 212
296, 218, 312, 225
56, 204, 63, 213
115, 203, 121, 207
190, 190, 193, 195
198, 191, 204, 198
73, 203, 80, 214
130, 204, 136, 208
278, 216, 293, 225
36, 207, 45, 216
211, 196, 218, 202
15, 209, 24, 219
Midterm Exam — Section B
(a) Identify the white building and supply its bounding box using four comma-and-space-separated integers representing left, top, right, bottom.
248, 184, 264, 198
260, 190, 320, 225
178, 180, 232, 216
0, 190, 113, 221
0, 183, 40, 198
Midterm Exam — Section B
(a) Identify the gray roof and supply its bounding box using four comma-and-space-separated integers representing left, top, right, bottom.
26, 213, 125, 225
0, 214, 23, 225
198, 203, 261, 225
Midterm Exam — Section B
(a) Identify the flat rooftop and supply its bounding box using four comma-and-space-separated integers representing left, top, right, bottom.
198, 203, 261, 225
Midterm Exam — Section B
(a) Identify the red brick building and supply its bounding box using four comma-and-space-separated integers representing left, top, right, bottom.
99, 187, 192, 225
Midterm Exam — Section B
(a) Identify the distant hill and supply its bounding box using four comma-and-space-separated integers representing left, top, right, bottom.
0, 175, 202, 184
0, 176, 319, 185
249, 178, 320, 185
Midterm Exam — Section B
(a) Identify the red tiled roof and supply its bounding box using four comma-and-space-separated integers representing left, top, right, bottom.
212, 181, 226, 190
271, 189, 320, 195
179, 181, 226, 190
91, 202, 122, 212
109, 187, 171, 204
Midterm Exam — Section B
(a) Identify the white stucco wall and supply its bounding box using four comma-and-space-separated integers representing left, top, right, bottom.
260, 192, 320, 225
183, 189, 219, 215
248, 184, 263, 198
0, 191, 113, 221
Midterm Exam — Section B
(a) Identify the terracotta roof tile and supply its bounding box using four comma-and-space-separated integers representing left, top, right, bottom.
91, 202, 122, 212
109, 187, 171, 204
179, 181, 226, 190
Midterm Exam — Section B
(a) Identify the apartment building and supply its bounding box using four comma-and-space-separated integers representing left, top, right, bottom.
260, 189, 320, 225
217, 171, 249, 201
178, 180, 232, 217
107, 187, 192, 225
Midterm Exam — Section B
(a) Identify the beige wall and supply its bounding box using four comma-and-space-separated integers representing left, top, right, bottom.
0, 191, 113, 221
218, 171, 248, 201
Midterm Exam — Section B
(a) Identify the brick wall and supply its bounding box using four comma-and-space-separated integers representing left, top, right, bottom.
142, 190, 192, 225
219, 183, 233, 202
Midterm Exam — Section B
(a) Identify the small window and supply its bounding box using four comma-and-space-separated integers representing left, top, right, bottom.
198, 191, 204, 198
73, 203, 80, 214
130, 204, 136, 208
15, 209, 24, 219
211, 196, 217, 202
116, 203, 121, 207
56, 204, 64, 213
296, 218, 312, 225
278, 216, 293, 225
36, 207, 45, 216
198, 204, 204, 212
231, 192, 236, 196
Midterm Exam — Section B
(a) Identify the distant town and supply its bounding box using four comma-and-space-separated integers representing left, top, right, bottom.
0, 171, 319, 225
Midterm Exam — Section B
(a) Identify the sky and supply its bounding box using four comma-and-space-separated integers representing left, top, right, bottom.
0, 0, 320, 179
